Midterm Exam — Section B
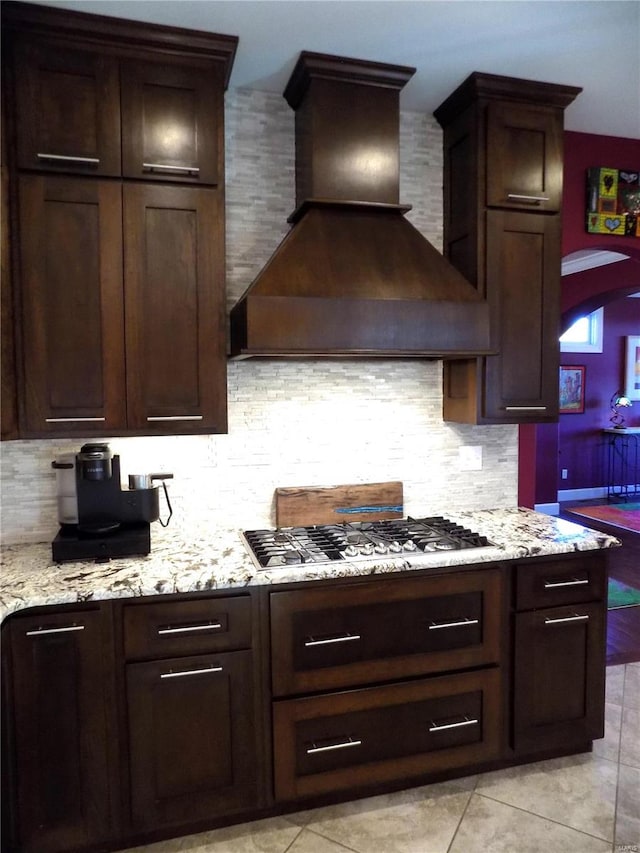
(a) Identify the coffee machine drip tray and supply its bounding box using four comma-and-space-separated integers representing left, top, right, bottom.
52, 523, 151, 564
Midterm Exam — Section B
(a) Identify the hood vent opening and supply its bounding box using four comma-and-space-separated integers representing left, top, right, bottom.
229, 51, 491, 359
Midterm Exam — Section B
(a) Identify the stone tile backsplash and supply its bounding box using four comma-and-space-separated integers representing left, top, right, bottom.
0, 90, 518, 545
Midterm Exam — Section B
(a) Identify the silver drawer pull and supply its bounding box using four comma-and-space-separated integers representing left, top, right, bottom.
147, 415, 203, 422
543, 578, 589, 589
304, 633, 361, 647
428, 618, 479, 631
158, 622, 222, 635
429, 715, 479, 733
26, 625, 85, 636
160, 665, 223, 680
37, 153, 100, 165
142, 162, 200, 175
504, 406, 548, 412
306, 737, 362, 755
544, 614, 589, 625
507, 193, 550, 203
45, 417, 106, 423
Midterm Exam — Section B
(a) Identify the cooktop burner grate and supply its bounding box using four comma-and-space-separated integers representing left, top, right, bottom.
242, 516, 494, 570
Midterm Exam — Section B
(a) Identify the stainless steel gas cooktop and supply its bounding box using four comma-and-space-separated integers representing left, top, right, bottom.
241, 516, 499, 571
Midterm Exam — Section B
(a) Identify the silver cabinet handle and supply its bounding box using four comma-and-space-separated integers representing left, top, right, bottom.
45, 417, 106, 423
304, 633, 361, 647
504, 406, 548, 412
37, 153, 100, 165
142, 163, 200, 174
429, 715, 479, 732
544, 614, 589, 625
306, 737, 362, 755
147, 416, 203, 422
428, 618, 479, 631
543, 578, 589, 589
26, 625, 85, 636
507, 193, 550, 203
158, 622, 222, 635
160, 665, 222, 680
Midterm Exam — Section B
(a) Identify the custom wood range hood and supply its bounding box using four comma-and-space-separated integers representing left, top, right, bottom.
229, 52, 491, 359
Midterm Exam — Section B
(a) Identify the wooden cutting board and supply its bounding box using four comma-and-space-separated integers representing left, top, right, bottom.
275, 482, 403, 527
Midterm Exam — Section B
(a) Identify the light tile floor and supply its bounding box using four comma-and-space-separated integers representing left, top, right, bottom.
125, 663, 639, 853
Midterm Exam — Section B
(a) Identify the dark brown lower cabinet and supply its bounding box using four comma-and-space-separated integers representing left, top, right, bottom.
273, 668, 501, 801
7, 609, 114, 853
1, 558, 609, 853
126, 649, 257, 832
513, 601, 606, 753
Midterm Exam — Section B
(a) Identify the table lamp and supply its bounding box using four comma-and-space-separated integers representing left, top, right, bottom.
609, 391, 633, 428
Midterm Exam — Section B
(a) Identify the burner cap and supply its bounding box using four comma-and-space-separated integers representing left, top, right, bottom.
282, 550, 304, 564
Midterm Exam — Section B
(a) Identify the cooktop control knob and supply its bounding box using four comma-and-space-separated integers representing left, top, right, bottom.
344, 545, 359, 557
403, 540, 417, 552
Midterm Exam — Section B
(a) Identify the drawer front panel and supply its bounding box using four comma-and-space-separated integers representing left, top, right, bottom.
271, 570, 502, 696
515, 554, 607, 611
123, 595, 252, 660
273, 668, 501, 800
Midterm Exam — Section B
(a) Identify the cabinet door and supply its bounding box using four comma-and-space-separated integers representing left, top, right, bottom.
482, 210, 561, 422
121, 60, 222, 185
486, 102, 563, 213
9, 610, 113, 853
12, 37, 121, 176
513, 602, 606, 754
123, 183, 227, 434
126, 650, 257, 830
17, 175, 126, 436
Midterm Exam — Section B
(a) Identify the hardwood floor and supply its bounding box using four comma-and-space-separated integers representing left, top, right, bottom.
560, 501, 640, 666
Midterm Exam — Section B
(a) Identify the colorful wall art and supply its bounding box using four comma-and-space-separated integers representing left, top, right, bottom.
586, 167, 640, 237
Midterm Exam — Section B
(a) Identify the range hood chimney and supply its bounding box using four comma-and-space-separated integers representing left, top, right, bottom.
229, 52, 491, 358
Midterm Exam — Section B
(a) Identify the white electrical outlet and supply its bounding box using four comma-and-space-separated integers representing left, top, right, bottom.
561, 468, 568, 480
458, 445, 483, 471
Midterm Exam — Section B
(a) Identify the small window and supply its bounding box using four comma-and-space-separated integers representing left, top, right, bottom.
560, 307, 603, 353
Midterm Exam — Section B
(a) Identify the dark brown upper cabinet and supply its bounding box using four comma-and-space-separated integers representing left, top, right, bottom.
9, 26, 229, 187
17, 175, 126, 437
434, 72, 581, 425
123, 183, 227, 434
486, 102, 564, 213
1, 1, 237, 439
11, 36, 122, 177
121, 60, 223, 185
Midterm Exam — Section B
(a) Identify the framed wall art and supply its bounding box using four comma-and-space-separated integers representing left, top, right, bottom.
625, 335, 640, 401
559, 365, 585, 414
586, 167, 640, 238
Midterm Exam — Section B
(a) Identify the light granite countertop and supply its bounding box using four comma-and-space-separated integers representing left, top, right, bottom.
0, 507, 620, 622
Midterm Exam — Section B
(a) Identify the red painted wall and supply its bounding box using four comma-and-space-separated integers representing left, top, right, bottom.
561, 131, 640, 331
519, 130, 640, 508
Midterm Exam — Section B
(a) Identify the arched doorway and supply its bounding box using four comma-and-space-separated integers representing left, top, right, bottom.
519, 248, 640, 511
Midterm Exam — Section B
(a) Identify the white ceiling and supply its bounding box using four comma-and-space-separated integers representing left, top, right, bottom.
24, 0, 640, 139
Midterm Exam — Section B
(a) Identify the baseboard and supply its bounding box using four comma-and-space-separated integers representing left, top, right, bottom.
557, 487, 608, 502
535, 502, 560, 516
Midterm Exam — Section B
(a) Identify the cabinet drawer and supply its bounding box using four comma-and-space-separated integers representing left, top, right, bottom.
515, 554, 607, 611
270, 570, 502, 696
273, 668, 501, 800
123, 595, 252, 660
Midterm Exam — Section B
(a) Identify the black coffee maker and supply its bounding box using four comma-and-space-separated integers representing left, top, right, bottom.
51, 443, 173, 563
